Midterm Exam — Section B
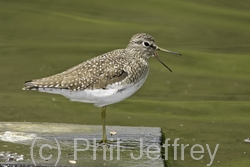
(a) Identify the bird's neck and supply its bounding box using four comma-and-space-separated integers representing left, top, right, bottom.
125, 48, 152, 60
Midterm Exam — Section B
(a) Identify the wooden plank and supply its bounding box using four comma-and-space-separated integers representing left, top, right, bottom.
0, 122, 164, 167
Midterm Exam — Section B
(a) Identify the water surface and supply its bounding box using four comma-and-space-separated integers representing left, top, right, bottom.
0, 0, 250, 166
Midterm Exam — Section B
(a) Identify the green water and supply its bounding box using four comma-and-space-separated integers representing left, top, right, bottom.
0, 0, 250, 166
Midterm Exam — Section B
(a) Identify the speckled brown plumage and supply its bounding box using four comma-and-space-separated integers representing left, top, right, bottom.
23, 49, 149, 91
23, 33, 154, 91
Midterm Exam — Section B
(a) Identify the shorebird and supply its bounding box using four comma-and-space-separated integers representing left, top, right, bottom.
22, 33, 181, 143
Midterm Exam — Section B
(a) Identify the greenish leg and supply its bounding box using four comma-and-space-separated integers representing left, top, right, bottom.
100, 106, 107, 143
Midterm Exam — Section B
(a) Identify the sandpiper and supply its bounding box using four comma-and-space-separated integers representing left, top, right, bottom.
22, 33, 181, 143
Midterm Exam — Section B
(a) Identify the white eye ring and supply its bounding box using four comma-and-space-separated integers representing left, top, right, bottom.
143, 41, 150, 47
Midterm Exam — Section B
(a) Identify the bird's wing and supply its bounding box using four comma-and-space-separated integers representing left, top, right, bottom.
23, 50, 129, 91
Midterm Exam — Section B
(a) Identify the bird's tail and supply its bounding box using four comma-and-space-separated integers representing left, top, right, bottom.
22, 80, 37, 90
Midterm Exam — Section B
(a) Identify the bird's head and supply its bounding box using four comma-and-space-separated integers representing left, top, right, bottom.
127, 33, 181, 72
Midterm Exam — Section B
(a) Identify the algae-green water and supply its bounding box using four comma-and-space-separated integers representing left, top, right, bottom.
0, 0, 250, 166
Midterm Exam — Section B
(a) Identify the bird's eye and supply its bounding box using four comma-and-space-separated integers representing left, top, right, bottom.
143, 41, 150, 47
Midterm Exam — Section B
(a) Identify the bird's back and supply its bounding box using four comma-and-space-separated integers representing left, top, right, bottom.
24, 49, 127, 90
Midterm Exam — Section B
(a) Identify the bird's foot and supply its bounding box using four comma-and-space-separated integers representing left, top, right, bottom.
98, 138, 107, 144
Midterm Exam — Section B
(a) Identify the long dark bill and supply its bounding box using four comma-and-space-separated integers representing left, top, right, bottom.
155, 46, 182, 72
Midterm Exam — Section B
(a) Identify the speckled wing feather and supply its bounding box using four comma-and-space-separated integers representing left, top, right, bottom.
22, 49, 129, 91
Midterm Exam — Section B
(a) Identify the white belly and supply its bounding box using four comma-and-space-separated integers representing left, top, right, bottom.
38, 71, 149, 107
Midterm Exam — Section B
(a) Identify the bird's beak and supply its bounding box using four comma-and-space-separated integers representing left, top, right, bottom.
153, 45, 182, 72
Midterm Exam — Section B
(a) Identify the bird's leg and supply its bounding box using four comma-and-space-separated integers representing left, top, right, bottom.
99, 106, 107, 143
